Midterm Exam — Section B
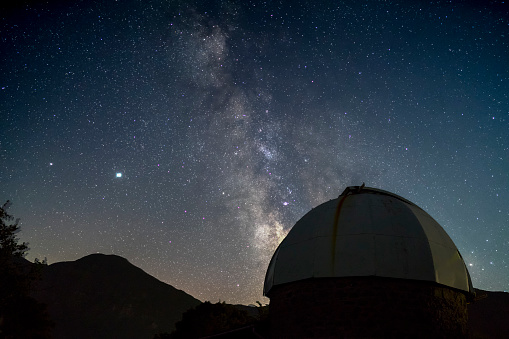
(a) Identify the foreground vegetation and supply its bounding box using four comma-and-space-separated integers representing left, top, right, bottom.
0, 201, 54, 338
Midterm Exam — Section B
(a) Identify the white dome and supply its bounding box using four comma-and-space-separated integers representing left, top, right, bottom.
264, 186, 474, 296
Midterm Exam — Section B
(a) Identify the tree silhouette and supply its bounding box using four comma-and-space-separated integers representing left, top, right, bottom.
156, 301, 256, 339
0, 200, 53, 339
0, 201, 28, 258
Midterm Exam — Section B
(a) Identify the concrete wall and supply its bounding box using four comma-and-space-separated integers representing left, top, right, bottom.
268, 277, 468, 338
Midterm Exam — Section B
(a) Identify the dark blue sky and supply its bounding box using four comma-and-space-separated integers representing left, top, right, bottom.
1, 0, 508, 304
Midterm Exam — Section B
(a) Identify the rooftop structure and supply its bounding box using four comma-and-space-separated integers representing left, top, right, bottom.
264, 185, 473, 296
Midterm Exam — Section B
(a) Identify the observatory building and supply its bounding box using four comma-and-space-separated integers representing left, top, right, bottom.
264, 185, 474, 338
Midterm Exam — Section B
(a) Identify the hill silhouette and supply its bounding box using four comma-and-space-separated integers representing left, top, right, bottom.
468, 289, 509, 339
31, 254, 200, 339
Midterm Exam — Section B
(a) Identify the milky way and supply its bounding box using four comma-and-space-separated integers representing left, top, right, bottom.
1, 1, 508, 304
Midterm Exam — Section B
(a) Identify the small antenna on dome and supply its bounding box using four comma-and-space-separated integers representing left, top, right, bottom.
357, 182, 365, 192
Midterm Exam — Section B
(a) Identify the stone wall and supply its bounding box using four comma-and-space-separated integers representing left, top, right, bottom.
268, 276, 468, 338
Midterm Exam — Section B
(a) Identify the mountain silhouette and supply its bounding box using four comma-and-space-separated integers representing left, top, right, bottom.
31, 254, 200, 339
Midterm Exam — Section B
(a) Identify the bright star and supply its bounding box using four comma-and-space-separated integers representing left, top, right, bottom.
116, 173, 122, 178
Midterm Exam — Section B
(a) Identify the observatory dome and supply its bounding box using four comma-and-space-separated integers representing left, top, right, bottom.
264, 186, 474, 296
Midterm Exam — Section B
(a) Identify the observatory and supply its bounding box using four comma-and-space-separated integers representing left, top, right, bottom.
264, 185, 474, 338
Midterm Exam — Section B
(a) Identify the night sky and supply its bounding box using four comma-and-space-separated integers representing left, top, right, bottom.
1, 0, 508, 305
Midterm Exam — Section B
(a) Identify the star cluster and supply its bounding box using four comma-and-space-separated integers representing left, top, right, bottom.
1, 1, 508, 304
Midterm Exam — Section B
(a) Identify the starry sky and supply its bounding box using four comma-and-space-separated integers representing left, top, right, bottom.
1, 0, 508, 305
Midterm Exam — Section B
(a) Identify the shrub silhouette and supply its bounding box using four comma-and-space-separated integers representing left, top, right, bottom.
159, 301, 255, 338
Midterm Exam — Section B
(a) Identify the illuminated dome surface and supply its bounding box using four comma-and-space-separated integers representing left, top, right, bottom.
264, 186, 474, 296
